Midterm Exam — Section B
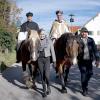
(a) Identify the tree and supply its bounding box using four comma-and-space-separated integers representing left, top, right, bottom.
0, 0, 22, 52
0, 29, 14, 52
0, 0, 10, 29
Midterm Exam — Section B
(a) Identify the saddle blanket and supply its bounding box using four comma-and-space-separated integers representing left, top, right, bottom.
18, 32, 28, 42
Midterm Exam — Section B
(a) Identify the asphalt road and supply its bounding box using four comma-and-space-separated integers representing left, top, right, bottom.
0, 63, 100, 100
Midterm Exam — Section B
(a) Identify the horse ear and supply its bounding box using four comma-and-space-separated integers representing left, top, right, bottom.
28, 29, 31, 34
74, 31, 80, 36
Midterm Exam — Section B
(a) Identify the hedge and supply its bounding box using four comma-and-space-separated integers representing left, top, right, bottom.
0, 29, 15, 52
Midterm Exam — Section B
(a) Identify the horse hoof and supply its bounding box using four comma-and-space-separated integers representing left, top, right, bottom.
61, 87, 67, 93
32, 84, 37, 89
42, 92, 47, 97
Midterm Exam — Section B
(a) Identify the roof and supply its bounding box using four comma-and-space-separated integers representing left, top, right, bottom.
69, 26, 81, 33
83, 13, 100, 27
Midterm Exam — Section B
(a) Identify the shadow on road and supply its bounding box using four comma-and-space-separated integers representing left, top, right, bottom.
2, 64, 27, 89
1, 63, 100, 100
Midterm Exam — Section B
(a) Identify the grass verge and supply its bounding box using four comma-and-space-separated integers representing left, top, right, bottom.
0, 51, 16, 72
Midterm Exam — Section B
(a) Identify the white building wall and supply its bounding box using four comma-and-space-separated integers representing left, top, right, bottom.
84, 13, 100, 45
85, 13, 100, 31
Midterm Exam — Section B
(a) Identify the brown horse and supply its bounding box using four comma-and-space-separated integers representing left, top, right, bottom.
19, 30, 40, 88
54, 32, 82, 93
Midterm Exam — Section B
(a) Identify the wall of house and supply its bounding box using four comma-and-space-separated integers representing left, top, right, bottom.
84, 13, 100, 46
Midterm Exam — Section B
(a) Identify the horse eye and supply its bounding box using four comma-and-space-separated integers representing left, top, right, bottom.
75, 40, 79, 44
76, 41, 79, 44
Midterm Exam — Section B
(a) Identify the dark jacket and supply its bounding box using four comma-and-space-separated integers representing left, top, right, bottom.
20, 21, 39, 32
77, 37, 100, 62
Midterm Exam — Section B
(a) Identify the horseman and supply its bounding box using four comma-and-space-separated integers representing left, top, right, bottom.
16, 12, 39, 63
50, 10, 70, 43
50, 10, 70, 78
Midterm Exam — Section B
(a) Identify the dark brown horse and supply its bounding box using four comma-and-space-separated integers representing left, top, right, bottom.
18, 30, 40, 88
54, 32, 82, 93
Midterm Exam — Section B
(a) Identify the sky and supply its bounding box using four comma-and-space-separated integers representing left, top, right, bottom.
15, 0, 100, 31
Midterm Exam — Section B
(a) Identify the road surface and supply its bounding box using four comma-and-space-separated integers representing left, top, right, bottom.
0, 63, 100, 100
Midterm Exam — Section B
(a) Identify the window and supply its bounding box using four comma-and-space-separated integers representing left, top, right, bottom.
97, 31, 100, 35
88, 31, 94, 35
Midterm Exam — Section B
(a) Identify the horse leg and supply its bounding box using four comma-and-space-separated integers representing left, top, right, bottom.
64, 67, 70, 85
55, 62, 59, 78
22, 62, 32, 88
28, 62, 38, 89
16, 47, 21, 63
32, 62, 38, 89
16, 42, 21, 63
55, 61, 61, 78
28, 64, 33, 77
59, 64, 67, 93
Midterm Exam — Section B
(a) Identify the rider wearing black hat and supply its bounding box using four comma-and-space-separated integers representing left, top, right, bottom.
20, 12, 39, 32
16, 12, 39, 63
26, 12, 33, 17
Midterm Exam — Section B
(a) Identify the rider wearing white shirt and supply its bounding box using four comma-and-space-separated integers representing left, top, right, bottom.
50, 10, 70, 43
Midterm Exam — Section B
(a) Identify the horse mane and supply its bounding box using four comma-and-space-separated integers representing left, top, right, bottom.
56, 32, 73, 48
58, 32, 73, 44
27, 30, 39, 40
55, 32, 74, 59
21, 30, 40, 54
26, 30, 40, 48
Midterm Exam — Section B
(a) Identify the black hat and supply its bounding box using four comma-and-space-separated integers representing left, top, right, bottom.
80, 27, 89, 33
56, 10, 63, 15
26, 12, 33, 17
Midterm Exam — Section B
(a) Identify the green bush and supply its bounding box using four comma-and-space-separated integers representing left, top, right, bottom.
0, 29, 15, 52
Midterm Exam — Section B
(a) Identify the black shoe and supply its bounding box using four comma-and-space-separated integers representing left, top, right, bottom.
61, 87, 67, 93
82, 89, 88, 96
47, 86, 51, 95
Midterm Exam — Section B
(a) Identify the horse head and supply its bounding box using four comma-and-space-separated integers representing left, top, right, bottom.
27, 30, 40, 61
65, 33, 83, 65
